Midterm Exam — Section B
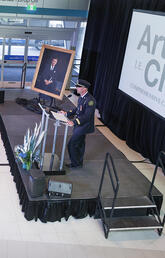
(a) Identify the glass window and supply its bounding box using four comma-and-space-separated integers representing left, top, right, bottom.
28, 39, 42, 56
64, 21, 77, 28
0, 18, 26, 26
6, 38, 25, 56
29, 18, 49, 27
80, 22, 87, 28
0, 37, 4, 60
49, 20, 64, 28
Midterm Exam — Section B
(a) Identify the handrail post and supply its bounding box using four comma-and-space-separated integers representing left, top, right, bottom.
96, 152, 119, 237
148, 151, 165, 236
149, 151, 165, 196
20, 62, 27, 89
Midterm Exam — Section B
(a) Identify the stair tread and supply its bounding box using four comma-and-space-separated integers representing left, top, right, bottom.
101, 196, 156, 209
104, 216, 163, 231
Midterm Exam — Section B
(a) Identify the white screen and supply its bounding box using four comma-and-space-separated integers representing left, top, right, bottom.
118, 10, 165, 118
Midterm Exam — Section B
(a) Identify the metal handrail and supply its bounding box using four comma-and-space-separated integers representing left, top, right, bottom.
148, 151, 165, 235
149, 151, 165, 194
97, 152, 119, 237
98, 153, 119, 196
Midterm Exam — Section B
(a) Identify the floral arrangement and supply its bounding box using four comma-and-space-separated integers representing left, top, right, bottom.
14, 123, 45, 171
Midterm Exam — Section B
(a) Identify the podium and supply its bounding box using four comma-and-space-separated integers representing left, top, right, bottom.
39, 103, 69, 175
49, 111, 69, 175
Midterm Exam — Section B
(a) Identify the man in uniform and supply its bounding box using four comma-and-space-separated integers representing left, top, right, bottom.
61, 79, 96, 168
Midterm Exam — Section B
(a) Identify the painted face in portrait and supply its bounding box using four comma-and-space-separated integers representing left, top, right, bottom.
51, 58, 58, 67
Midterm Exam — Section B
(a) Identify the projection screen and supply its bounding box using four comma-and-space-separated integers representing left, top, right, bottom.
118, 10, 165, 118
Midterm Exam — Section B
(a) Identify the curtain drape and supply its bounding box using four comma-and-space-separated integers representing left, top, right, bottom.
80, 0, 165, 163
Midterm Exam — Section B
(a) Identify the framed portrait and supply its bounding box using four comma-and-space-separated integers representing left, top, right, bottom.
31, 45, 75, 100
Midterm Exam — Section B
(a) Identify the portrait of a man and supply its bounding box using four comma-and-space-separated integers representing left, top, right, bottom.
32, 45, 75, 100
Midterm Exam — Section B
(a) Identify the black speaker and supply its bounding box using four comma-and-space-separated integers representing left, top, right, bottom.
28, 169, 46, 197
48, 179, 73, 198
0, 90, 5, 103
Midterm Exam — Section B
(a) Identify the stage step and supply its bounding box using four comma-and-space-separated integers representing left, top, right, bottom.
104, 215, 163, 232
97, 153, 164, 238
102, 196, 156, 210
98, 196, 164, 237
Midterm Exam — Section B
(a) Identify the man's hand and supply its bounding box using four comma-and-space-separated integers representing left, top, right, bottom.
67, 120, 74, 127
44, 79, 52, 85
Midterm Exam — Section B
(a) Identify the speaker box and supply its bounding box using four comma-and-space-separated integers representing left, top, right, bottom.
48, 179, 73, 198
28, 169, 46, 197
0, 90, 5, 103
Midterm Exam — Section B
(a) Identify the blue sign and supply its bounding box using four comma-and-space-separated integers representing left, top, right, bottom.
4, 55, 24, 61
28, 56, 38, 61
4, 55, 38, 61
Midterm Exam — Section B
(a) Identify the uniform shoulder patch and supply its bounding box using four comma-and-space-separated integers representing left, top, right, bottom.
88, 100, 94, 106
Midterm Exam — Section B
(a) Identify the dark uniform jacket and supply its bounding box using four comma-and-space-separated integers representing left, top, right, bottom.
67, 92, 96, 135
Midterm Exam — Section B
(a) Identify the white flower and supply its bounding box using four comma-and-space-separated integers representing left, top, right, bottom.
15, 122, 45, 165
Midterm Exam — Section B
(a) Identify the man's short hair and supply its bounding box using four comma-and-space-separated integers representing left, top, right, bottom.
52, 56, 58, 60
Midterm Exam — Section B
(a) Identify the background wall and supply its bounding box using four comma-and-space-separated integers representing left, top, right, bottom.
0, 0, 90, 19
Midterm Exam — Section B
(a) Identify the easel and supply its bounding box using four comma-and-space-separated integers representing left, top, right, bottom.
38, 94, 61, 111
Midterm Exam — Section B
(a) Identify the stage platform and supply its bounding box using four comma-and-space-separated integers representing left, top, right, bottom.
0, 89, 163, 222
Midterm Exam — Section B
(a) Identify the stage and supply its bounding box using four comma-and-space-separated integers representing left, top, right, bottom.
0, 89, 163, 222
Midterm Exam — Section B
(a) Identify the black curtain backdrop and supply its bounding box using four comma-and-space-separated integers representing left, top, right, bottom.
79, 0, 165, 163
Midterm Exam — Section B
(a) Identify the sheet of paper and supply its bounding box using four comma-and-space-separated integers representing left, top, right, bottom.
51, 111, 68, 123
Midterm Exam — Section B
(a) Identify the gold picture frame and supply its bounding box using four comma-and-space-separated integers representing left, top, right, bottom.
31, 44, 75, 100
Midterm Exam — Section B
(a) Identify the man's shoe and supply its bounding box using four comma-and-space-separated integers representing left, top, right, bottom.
65, 163, 83, 169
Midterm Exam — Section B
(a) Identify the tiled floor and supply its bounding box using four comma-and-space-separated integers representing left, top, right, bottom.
0, 91, 165, 257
